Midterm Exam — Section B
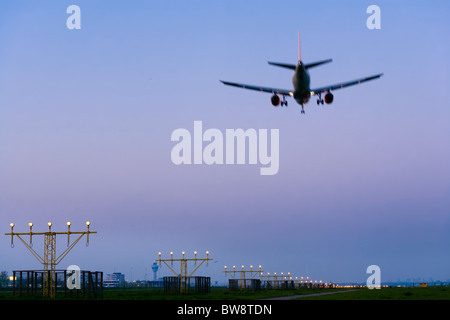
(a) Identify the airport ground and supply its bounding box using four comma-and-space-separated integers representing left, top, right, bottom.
0, 285, 449, 300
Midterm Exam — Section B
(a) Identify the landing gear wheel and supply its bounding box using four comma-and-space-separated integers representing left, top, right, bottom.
300, 105, 305, 114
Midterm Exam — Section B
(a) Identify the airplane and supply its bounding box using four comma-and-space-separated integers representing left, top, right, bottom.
220, 31, 383, 114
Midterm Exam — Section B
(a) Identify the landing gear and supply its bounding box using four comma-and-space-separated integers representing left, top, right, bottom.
300, 104, 305, 114
316, 93, 324, 105
281, 95, 288, 106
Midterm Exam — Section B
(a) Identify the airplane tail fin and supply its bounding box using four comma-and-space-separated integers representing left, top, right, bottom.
298, 29, 301, 62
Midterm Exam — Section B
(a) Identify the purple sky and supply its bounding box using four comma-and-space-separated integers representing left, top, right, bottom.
1, 1, 449, 284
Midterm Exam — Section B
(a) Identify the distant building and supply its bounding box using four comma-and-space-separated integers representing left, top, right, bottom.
152, 262, 159, 281
132, 279, 163, 288
104, 272, 125, 287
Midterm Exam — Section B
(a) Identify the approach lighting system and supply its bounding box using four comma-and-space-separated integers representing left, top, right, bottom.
5, 221, 97, 298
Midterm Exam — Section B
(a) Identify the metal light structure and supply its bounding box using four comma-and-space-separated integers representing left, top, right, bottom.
260, 271, 301, 289
223, 264, 263, 290
156, 251, 212, 294
5, 221, 96, 298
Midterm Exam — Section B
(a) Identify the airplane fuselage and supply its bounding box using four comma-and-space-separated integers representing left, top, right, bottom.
292, 62, 311, 105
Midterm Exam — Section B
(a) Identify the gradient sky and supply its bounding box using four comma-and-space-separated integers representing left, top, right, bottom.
0, 0, 449, 284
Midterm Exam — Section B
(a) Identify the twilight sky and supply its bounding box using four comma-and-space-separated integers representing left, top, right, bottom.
0, 0, 449, 284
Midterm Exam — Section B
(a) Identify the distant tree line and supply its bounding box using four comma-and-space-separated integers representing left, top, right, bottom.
0, 271, 8, 288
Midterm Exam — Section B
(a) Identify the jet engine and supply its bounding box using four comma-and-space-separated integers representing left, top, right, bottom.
324, 92, 334, 104
271, 94, 280, 106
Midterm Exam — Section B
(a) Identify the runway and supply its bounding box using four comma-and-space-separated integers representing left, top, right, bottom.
260, 289, 360, 300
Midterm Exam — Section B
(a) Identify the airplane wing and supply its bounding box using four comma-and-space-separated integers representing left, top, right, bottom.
220, 80, 293, 96
310, 73, 383, 95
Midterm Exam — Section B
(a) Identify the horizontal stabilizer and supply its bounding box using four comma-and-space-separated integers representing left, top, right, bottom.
268, 61, 296, 70
304, 59, 333, 69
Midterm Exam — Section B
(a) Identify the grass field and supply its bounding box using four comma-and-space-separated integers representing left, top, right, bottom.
1, 286, 449, 300
295, 286, 450, 300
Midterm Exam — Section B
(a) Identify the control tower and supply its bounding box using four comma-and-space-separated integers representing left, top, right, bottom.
151, 262, 159, 281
